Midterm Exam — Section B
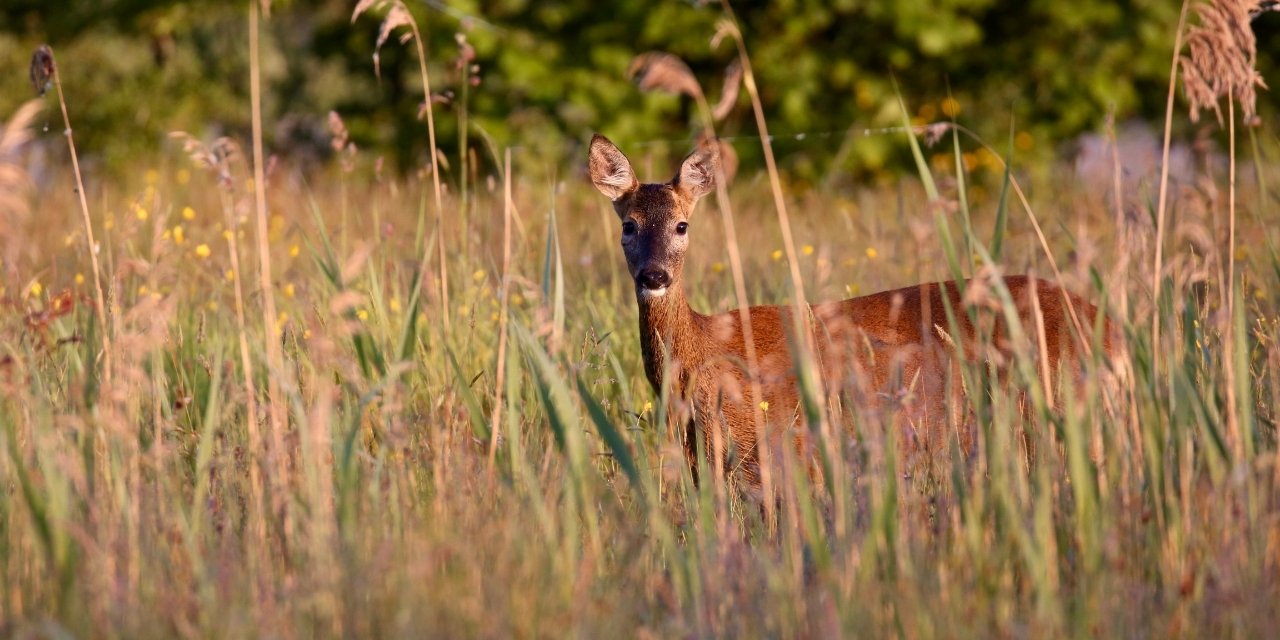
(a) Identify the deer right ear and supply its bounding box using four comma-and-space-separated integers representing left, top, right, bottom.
588, 134, 638, 203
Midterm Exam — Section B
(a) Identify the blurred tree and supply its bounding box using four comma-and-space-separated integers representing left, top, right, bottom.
0, 0, 1274, 181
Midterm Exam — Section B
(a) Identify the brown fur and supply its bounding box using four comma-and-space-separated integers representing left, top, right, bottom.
588, 134, 1118, 488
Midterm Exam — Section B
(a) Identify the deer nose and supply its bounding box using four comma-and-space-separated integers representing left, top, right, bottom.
637, 269, 670, 290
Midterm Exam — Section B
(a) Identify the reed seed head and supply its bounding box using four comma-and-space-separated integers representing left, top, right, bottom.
1179, 0, 1269, 125
29, 45, 54, 97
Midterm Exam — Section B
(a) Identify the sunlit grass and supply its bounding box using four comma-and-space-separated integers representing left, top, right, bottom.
0, 125, 1277, 635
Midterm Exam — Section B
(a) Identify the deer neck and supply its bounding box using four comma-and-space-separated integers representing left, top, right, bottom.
636, 284, 700, 394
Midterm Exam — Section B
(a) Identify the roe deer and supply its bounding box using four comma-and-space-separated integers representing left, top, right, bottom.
588, 134, 1118, 487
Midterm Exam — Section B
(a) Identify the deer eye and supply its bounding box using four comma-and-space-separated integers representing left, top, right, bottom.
675, 222, 689, 235
622, 220, 637, 236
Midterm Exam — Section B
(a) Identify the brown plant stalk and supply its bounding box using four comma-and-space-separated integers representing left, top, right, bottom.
352, 0, 449, 330
1152, 0, 1192, 376
31, 45, 113, 382
627, 49, 771, 522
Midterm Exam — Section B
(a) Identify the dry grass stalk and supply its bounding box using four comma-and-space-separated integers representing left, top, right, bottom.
248, 4, 291, 541
488, 148, 514, 469
1152, 1, 1193, 376
31, 45, 113, 383
1180, 0, 1268, 125
712, 8, 829, 490
626, 48, 771, 523
352, 0, 448, 330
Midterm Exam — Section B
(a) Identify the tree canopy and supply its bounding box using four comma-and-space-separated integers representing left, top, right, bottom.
2, 0, 1276, 178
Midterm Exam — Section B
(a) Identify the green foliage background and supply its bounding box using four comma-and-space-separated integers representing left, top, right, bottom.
2, 0, 1277, 176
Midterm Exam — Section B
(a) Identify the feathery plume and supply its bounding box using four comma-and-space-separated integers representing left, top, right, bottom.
29, 46, 53, 97
0, 101, 42, 270
1180, 0, 1268, 125
628, 52, 704, 99
712, 60, 742, 122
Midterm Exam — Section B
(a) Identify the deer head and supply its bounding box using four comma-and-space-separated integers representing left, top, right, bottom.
588, 134, 718, 299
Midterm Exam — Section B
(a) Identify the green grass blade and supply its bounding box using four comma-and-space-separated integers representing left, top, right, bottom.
575, 376, 643, 494
991, 120, 1014, 262
447, 345, 491, 441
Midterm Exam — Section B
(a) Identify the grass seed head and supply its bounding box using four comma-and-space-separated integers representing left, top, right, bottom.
1180, 0, 1269, 125
29, 45, 53, 97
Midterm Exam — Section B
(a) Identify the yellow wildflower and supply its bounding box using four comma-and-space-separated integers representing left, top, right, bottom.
181, 206, 196, 220
389, 297, 401, 313
75, 273, 85, 285
284, 283, 296, 298
195, 244, 211, 259
289, 244, 300, 258
711, 262, 725, 274
802, 244, 815, 256
771, 249, 783, 262
357, 309, 369, 321
225, 269, 235, 282
865, 247, 878, 259
135, 206, 148, 221
472, 269, 486, 282
941, 97, 961, 118
759, 401, 769, 412
28, 281, 42, 297
173, 226, 185, 245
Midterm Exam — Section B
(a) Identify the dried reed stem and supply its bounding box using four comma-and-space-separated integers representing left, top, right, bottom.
42, 47, 112, 382
714, 6, 806, 528
488, 148, 513, 469
1153, 1, 1192, 373
716, 4, 826, 368
1225, 92, 1240, 454
627, 47, 772, 522
406, 12, 449, 331
249, 1, 290, 531
695, 99, 774, 526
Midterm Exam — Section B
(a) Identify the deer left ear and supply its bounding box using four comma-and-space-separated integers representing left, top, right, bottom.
673, 140, 719, 201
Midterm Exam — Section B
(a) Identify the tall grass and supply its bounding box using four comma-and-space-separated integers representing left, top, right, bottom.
2, 11, 1279, 640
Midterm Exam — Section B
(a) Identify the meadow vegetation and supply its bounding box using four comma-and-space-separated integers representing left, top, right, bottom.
2, 1, 1279, 637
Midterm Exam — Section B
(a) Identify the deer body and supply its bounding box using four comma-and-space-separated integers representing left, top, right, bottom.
589, 134, 1114, 485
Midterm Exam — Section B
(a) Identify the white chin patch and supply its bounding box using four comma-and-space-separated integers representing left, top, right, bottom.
640, 287, 668, 299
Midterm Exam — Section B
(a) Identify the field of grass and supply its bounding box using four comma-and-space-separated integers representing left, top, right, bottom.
3, 6, 1280, 639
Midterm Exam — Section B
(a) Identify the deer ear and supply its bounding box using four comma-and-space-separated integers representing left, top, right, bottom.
588, 134, 638, 202
673, 140, 719, 201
